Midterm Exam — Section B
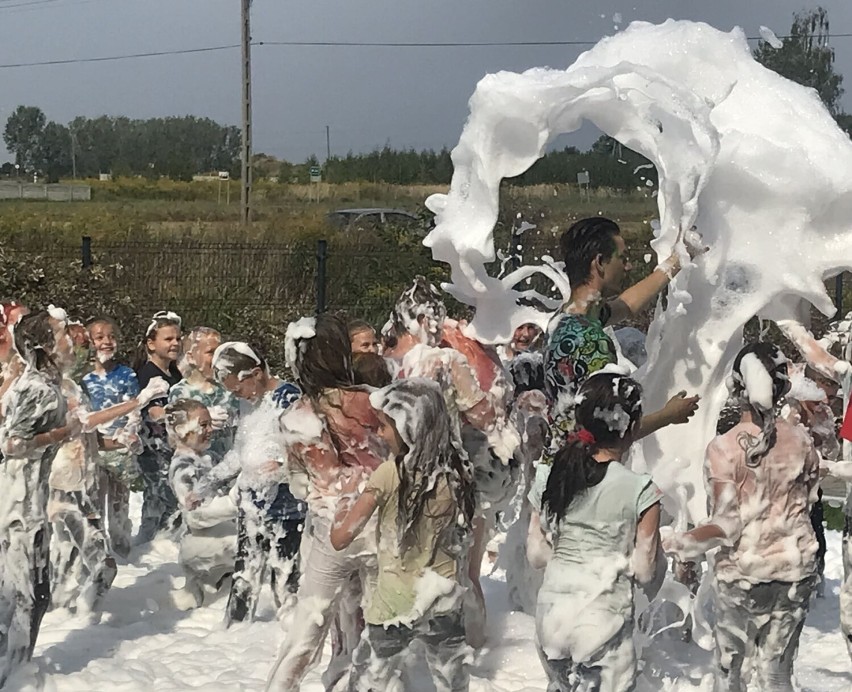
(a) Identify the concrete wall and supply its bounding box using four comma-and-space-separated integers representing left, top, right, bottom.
0, 182, 91, 201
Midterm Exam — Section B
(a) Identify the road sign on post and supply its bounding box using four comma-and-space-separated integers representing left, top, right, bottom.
577, 170, 590, 200
310, 166, 322, 183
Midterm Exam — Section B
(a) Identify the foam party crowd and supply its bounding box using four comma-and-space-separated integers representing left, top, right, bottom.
4, 16, 852, 692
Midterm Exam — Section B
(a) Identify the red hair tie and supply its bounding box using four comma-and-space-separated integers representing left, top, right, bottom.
567, 429, 596, 446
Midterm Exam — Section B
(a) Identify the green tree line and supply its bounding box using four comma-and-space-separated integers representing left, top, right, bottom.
2, 107, 240, 182
292, 142, 657, 189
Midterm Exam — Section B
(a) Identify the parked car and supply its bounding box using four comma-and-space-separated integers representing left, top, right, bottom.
326, 208, 424, 231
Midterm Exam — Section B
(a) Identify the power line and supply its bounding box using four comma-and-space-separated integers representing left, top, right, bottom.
0, 44, 241, 69
0, 0, 61, 8
3, 32, 852, 70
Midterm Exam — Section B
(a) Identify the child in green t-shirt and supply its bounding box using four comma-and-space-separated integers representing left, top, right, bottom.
331, 378, 475, 692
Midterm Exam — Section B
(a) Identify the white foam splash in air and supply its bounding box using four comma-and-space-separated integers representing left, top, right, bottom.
424, 18, 852, 526
759, 25, 784, 49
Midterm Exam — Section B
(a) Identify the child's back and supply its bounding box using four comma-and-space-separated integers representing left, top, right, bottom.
366, 459, 459, 624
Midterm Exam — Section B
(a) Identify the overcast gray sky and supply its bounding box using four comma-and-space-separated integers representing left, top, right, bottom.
1, 0, 852, 164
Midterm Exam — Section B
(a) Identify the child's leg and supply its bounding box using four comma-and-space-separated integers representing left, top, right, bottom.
842, 516, 852, 661
49, 492, 83, 609
99, 461, 132, 559
419, 611, 470, 692
174, 566, 205, 610
154, 456, 178, 531
535, 645, 573, 692
574, 620, 636, 692
323, 573, 365, 691
226, 508, 268, 625
712, 581, 751, 692
268, 518, 302, 611
136, 451, 163, 544
754, 578, 814, 692
68, 491, 116, 613
464, 514, 488, 648
347, 623, 412, 692
266, 521, 357, 691
809, 491, 827, 597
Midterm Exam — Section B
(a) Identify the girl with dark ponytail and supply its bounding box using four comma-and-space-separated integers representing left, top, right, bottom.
663, 342, 819, 691
531, 372, 664, 692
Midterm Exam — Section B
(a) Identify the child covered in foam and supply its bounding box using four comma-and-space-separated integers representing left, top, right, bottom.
82, 317, 144, 558
201, 341, 305, 625
664, 343, 819, 692
528, 372, 663, 692
330, 378, 475, 692
382, 277, 519, 646
166, 399, 237, 610
268, 314, 387, 691
170, 327, 239, 463
0, 312, 73, 686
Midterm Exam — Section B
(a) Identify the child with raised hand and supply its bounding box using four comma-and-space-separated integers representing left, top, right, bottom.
529, 372, 663, 692
203, 342, 304, 625
0, 311, 75, 686
331, 377, 475, 692
134, 310, 183, 543
663, 343, 819, 692
83, 317, 143, 557
166, 399, 237, 610
169, 327, 239, 464
51, 310, 170, 609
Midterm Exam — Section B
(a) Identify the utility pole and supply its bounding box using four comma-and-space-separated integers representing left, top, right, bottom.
326, 125, 331, 162
240, 0, 253, 226
69, 130, 77, 180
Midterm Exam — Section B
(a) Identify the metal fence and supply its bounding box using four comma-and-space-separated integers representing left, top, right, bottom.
3, 234, 448, 330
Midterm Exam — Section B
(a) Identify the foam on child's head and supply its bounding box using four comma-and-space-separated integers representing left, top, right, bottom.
146, 310, 182, 338
164, 398, 207, 441
212, 341, 263, 382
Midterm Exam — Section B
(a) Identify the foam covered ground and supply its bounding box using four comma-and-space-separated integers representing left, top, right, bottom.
8, 494, 847, 691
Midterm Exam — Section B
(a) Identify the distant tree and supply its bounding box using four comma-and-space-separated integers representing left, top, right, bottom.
754, 7, 844, 115
3, 105, 46, 172
39, 121, 72, 182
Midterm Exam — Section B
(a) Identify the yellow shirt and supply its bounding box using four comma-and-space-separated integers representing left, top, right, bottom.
364, 460, 458, 624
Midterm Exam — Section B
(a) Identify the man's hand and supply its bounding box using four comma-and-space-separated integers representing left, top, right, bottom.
662, 391, 700, 426
683, 225, 709, 262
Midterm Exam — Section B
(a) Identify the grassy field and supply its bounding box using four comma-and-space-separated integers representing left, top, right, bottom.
0, 179, 658, 244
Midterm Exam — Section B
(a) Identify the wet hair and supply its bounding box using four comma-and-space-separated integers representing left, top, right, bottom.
729, 342, 790, 467
13, 311, 60, 377
542, 373, 643, 524
370, 378, 475, 558
559, 217, 621, 288
164, 398, 208, 446
133, 311, 182, 371
212, 342, 267, 382
348, 319, 375, 339
715, 398, 741, 435
381, 276, 447, 348
290, 314, 353, 399
86, 316, 119, 338
180, 326, 221, 374
352, 352, 392, 387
